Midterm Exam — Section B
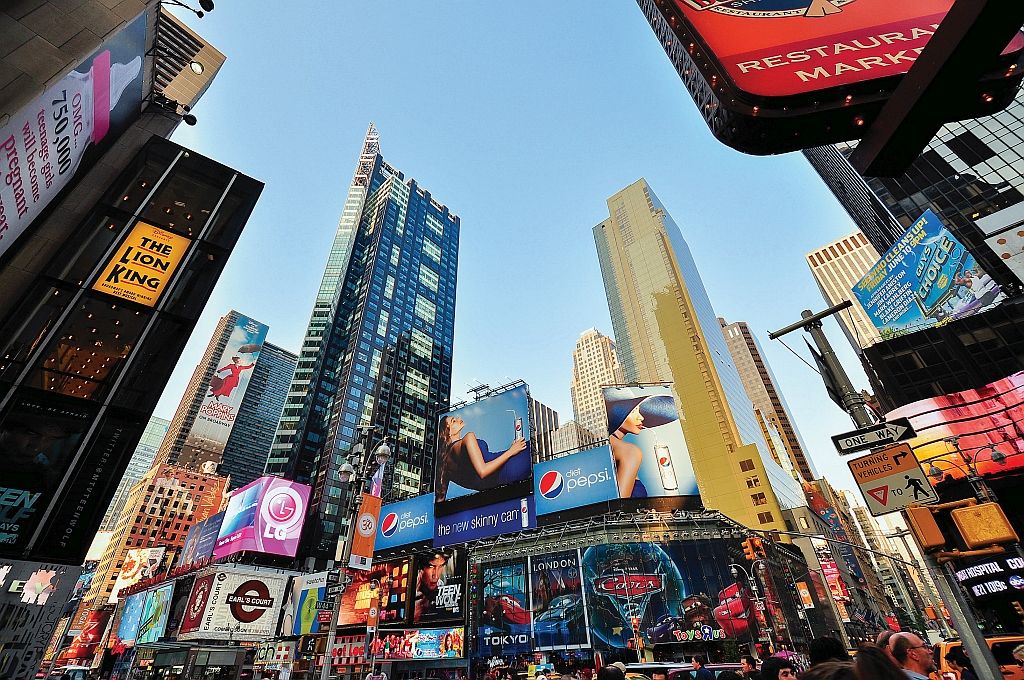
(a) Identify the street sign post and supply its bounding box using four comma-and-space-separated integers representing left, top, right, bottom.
325, 584, 343, 598
848, 443, 937, 516
832, 418, 916, 455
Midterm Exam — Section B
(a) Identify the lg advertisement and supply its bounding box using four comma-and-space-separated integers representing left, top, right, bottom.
854, 210, 1005, 337
602, 385, 698, 498
177, 567, 288, 641
377, 493, 434, 550
435, 384, 532, 503
213, 476, 310, 559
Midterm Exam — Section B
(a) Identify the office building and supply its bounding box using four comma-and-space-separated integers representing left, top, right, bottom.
266, 125, 459, 561
154, 311, 295, 488
549, 420, 600, 460
720, 318, 817, 482
98, 415, 169, 532
805, 232, 883, 351
594, 179, 803, 531
570, 328, 624, 438
528, 396, 559, 462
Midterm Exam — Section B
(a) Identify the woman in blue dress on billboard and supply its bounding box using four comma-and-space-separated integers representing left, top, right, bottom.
435, 415, 528, 502
606, 392, 679, 498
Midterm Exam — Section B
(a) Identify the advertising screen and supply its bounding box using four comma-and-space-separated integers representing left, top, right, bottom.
602, 385, 698, 498
194, 511, 224, 562
413, 549, 465, 624
435, 384, 532, 503
434, 496, 536, 548
136, 583, 173, 644
279, 571, 330, 636
92, 221, 191, 307
115, 591, 146, 645
338, 559, 411, 626
377, 493, 434, 550
534, 445, 618, 515
0, 12, 146, 261
181, 315, 269, 468
529, 549, 590, 650
885, 371, 1024, 486
213, 476, 310, 559
177, 567, 289, 642
804, 483, 866, 584
371, 627, 464, 660
479, 561, 530, 656
60, 609, 110, 660
165, 575, 195, 636
853, 210, 1005, 337
176, 523, 202, 568
108, 547, 164, 603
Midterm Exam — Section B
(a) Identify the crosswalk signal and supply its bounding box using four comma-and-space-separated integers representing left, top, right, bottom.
742, 538, 757, 561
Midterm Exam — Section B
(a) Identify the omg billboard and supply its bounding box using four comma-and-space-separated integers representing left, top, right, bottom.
435, 384, 532, 504
279, 571, 331, 636
182, 314, 269, 470
213, 476, 310, 559
853, 210, 1004, 337
601, 385, 698, 498
177, 567, 289, 642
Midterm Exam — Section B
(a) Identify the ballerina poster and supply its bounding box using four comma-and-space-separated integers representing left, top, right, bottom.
183, 313, 269, 468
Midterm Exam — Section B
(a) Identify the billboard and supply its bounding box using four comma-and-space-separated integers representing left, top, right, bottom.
165, 575, 195, 636
136, 582, 173, 644
853, 210, 1005, 337
0, 12, 146, 262
886, 371, 1024, 484
107, 547, 165, 603
92, 221, 191, 307
279, 571, 331, 636
529, 549, 591, 650
413, 549, 465, 624
534, 445, 618, 515
177, 567, 289, 641
804, 482, 866, 584
435, 384, 532, 503
602, 385, 698, 498
377, 493, 434, 550
434, 496, 536, 547
60, 609, 110, 660
371, 627, 464, 660
182, 314, 269, 467
213, 476, 310, 559
338, 559, 411, 627
479, 560, 530, 656
0, 560, 81, 679
114, 590, 147, 646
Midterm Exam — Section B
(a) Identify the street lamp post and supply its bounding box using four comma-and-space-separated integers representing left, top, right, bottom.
925, 438, 1007, 503
321, 426, 391, 680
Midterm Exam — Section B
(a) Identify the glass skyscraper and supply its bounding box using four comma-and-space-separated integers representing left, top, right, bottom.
266, 125, 459, 561
98, 415, 170, 532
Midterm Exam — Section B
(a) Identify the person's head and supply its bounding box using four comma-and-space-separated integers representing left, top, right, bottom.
420, 552, 450, 591
716, 672, 743, 680
944, 646, 972, 671
231, 356, 240, 364
890, 633, 935, 674
853, 644, 905, 680
691, 657, 703, 669
438, 415, 465, 443
1014, 643, 1024, 664
799, 661, 855, 680
809, 636, 849, 665
740, 655, 758, 673
610, 663, 627, 675
596, 667, 624, 680
759, 658, 796, 680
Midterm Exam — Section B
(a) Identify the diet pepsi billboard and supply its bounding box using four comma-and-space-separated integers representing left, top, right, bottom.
534, 446, 618, 516
435, 496, 536, 548
376, 493, 434, 551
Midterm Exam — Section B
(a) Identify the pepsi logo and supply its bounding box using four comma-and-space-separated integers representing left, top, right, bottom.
381, 512, 399, 537
539, 471, 563, 499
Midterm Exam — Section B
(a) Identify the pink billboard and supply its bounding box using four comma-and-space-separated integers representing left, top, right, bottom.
213, 476, 310, 559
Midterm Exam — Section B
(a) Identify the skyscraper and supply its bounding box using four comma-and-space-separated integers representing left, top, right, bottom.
154, 311, 294, 488
549, 421, 600, 461
719, 318, 817, 482
98, 415, 170, 532
805, 232, 882, 351
594, 179, 803, 531
570, 328, 623, 438
528, 396, 559, 461
266, 125, 459, 561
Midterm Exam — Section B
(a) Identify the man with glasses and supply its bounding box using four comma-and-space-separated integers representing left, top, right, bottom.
891, 633, 936, 679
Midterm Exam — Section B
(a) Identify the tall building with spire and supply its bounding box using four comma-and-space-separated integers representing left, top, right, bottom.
594, 179, 803, 531
570, 328, 623, 439
265, 125, 459, 562
719, 318, 816, 482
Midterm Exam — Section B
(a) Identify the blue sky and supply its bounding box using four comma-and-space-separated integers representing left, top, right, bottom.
157, 2, 874, 496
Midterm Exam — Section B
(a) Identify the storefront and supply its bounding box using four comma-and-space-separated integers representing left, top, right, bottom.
132, 645, 246, 680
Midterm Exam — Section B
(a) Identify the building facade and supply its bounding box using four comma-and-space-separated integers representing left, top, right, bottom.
528, 396, 559, 462
99, 415, 170, 532
548, 420, 600, 460
720, 318, 817, 482
569, 328, 623, 438
805, 232, 883, 351
266, 125, 459, 561
594, 179, 803, 532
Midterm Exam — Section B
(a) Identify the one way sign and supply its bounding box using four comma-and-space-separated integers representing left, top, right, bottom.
831, 417, 916, 455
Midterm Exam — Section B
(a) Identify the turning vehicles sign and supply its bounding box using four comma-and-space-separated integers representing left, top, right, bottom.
848, 443, 936, 516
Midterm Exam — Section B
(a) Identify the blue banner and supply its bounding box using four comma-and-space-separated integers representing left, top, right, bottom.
534, 446, 618, 515
434, 496, 536, 547
377, 493, 435, 550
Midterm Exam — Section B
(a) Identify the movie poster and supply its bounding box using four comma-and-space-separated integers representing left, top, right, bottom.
413, 549, 465, 624
528, 549, 590, 650
479, 561, 530, 656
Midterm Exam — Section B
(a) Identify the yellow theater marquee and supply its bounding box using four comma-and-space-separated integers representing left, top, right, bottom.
93, 221, 190, 307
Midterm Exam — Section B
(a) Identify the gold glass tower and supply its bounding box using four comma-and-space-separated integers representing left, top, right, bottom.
594, 179, 803, 531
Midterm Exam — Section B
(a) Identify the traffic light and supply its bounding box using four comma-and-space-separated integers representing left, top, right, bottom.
751, 536, 767, 558
630, 616, 641, 633
742, 538, 757, 561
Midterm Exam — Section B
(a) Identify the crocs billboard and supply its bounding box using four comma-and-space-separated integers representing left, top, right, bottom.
0, 12, 147, 260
